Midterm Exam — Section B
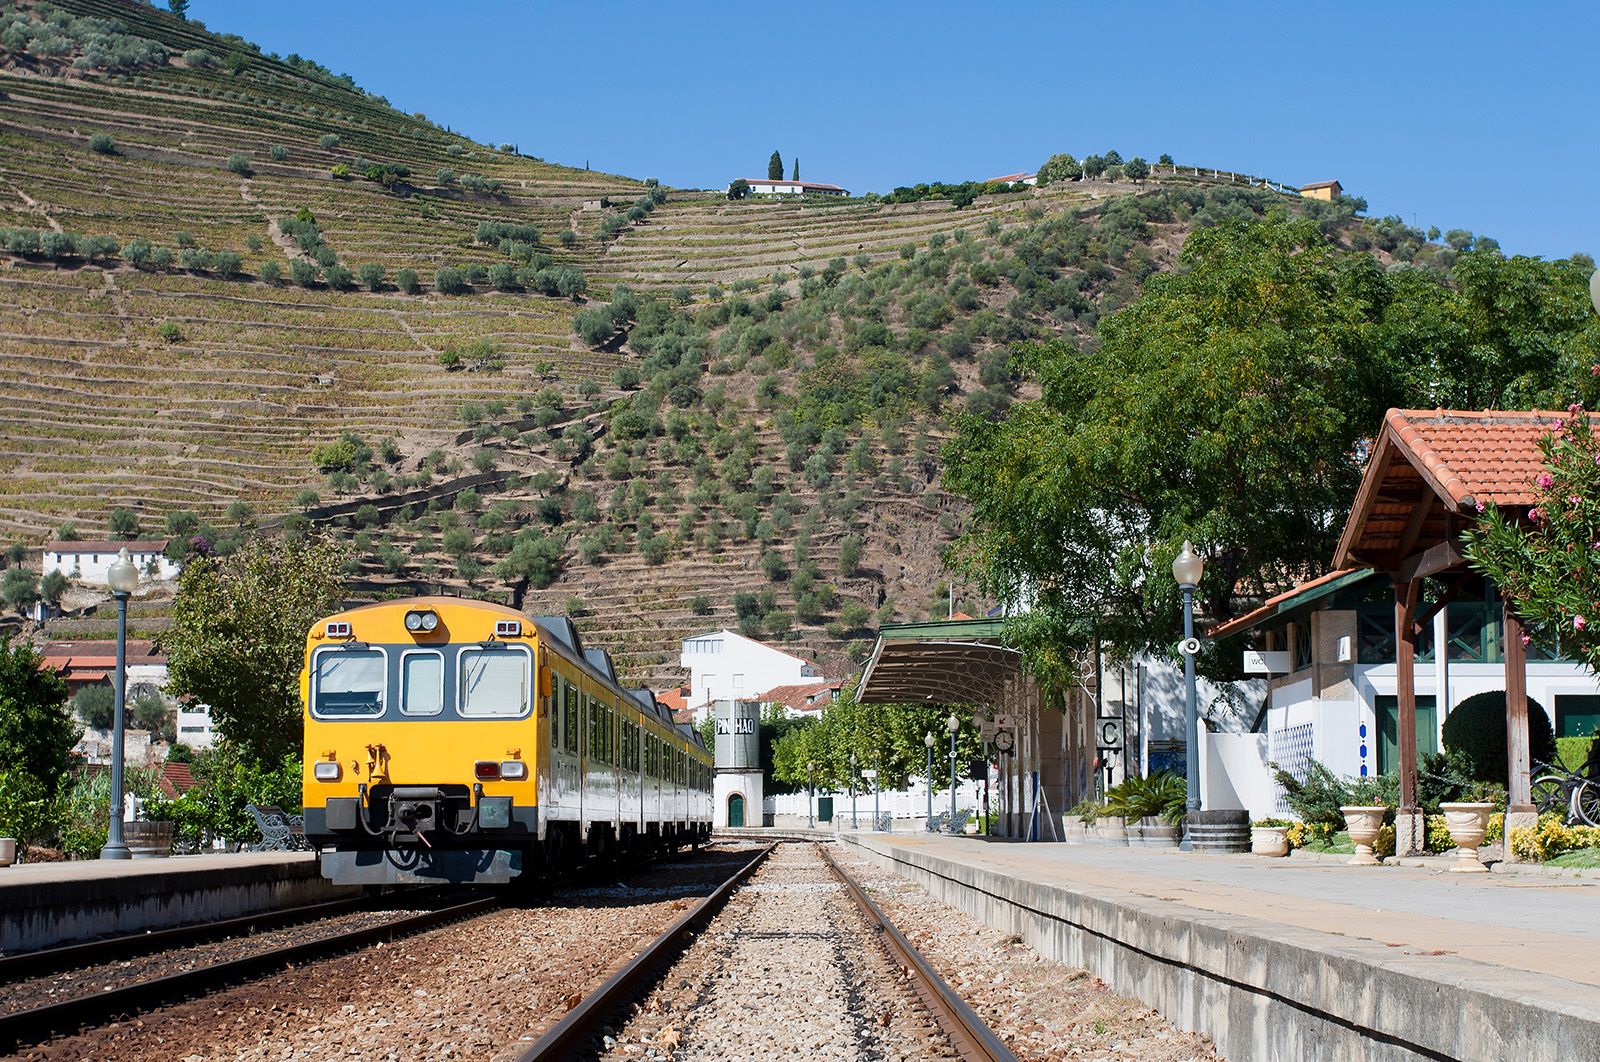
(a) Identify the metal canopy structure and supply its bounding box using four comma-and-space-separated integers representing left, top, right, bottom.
857, 619, 1020, 705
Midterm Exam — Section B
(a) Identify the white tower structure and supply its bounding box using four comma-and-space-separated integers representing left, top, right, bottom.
713, 699, 764, 829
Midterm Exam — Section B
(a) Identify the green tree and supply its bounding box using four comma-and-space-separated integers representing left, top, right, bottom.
943, 216, 1408, 684
1124, 156, 1150, 183
1037, 153, 1082, 183
168, 0, 189, 18
40, 570, 68, 606
792, 157, 799, 181
74, 684, 115, 730
165, 533, 347, 764
0, 636, 77, 801
727, 179, 749, 202
768, 150, 784, 181
1, 567, 38, 611
109, 507, 141, 538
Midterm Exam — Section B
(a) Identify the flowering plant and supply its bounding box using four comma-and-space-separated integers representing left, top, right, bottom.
1463, 406, 1600, 672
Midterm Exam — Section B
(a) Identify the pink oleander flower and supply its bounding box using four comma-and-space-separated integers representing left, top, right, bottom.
1475, 501, 1485, 513
1529, 507, 1544, 523
1571, 403, 1586, 415
1538, 472, 1555, 489
1576, 615, 1588, 632
1520, 631, 1532, 647
1592, 364, 1600, 376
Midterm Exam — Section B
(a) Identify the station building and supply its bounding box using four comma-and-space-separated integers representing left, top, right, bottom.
40, 540, 180, 586
678, 629, 824, 722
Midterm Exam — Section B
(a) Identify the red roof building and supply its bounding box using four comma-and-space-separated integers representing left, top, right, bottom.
40, 639, 166, 689
755, 680, 843, 716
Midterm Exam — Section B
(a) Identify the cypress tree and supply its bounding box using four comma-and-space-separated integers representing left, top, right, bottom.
792, 158, 799, 181
768, 150, 783, 181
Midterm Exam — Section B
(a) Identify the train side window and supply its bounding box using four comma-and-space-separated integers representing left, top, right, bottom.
311, 647, 386, 718
562, 681, 578, 752
458, 647, 531, 718
399, 650, 444, 716
587, 696, 599, 760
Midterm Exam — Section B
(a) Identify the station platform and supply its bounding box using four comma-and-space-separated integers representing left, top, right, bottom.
0, 851, 353, 954
843, 832, 1600, 1062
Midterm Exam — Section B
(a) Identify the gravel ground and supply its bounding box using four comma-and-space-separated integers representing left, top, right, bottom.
597, 842, 959, 1062
6, 847, 759, 1062
830, 847, 1220, 1062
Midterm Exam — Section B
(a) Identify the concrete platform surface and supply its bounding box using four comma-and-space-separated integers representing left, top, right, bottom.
0, 850, 314, 887
860, 833, 1600, 986
846, 832, 1600, 1062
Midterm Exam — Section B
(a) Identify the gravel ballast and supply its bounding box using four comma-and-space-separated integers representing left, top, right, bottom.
8, 848, 758, 1062
598, 842, 958, 1061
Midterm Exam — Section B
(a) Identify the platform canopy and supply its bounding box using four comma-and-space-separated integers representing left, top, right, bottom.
857, 618, 1021, 704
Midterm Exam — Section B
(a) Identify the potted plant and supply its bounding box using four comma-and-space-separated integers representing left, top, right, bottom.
1251, 817, 1292, 857
1109, 773, 1186, 847
1339, 805, 1388, 865
1438, 802, 1495, 872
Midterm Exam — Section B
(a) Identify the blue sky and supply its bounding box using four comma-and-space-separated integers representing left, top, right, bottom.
190, 1, 1596, 260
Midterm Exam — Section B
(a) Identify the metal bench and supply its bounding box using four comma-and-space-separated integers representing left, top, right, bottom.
943, 809, 971, 835
246, 803, 312, 852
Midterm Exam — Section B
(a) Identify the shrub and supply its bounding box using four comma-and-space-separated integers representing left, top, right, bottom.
322, 262, 353, 289
395, 268, 420, 294
558, 229, 577, 248
358, 263, 385, 291
226, 152, 252, 176
182, 47, 214, 68
288, 259, 318, 286
1443, 691, 1556, 784
331, 164, 351, 179
1104, 772, 1187, 825
319, 133, 341, 149
156, 321, 183, 343
690, 594, 711, 615
269, 144, 288, 161
434, 266, 469, 294
1510, 811, 1600, 861
89, 132, 116, 155
1557, 735, 1597, 773
212, 250, 242, 277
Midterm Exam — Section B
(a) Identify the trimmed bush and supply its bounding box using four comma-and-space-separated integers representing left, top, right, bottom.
358, 263, 385, 291
269, 144, 288, 161
226, 152, 252, 176
395, 268, 420, 294
1442, 691, 1556, 783
319, 133, 341, 149
89, 132, 117, 155
288, 258, 319, 287
434, 266, 469, 294
258, 260, 281, 284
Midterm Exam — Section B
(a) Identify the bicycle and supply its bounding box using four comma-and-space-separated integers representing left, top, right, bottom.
1530, 759, 1600, 827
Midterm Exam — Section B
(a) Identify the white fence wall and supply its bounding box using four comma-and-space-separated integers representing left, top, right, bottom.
766, 781, 984, 827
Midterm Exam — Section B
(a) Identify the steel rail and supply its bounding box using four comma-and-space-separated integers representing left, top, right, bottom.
507, 844, 775, 1062
0, 892, 500, 1052
818, 843, 1018, 1062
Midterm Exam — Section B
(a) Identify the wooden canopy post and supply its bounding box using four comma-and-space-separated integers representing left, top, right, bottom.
1394, 579, 1424, 855
1502, 605, 1537, 859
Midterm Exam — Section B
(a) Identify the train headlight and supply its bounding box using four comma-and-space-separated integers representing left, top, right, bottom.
404, 609, 439, 634
500, 760, 527, 780
313, 761, 342, 782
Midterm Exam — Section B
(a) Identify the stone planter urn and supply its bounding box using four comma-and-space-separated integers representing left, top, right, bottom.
1439, 802, 1495, 873
1127, 816, 1181, 847
1251, 826, 1290, 857
1340, 805, 1388, 866
0, 837, 15, 867
1091, 815, 1128, 846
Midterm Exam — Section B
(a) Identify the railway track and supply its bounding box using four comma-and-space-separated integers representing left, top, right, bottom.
512, 841, 1016, 1062
0, 889, 499, 1052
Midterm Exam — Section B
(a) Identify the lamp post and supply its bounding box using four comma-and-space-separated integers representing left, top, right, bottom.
100, 548, 139, 860
849, 752, 857, 830
946, 713, 960, 828
924, 731, 935, 828
1172, 540, 1205, 851
807, 760, 815, 830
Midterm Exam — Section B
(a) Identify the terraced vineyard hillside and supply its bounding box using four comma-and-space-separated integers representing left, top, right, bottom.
0, 0, 1390, 686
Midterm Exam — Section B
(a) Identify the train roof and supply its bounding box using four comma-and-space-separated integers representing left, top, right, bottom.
332, 594, 526, 619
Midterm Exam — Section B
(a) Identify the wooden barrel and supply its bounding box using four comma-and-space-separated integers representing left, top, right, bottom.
124, 820, 174, 859
1188, 809, 1250, 853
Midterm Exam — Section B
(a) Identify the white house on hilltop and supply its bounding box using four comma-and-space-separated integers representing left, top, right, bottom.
42, 540, 180, 586
679, 629, 822, 722
730, 178, 849, 198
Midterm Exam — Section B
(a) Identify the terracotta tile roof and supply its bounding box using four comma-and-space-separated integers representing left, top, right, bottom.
1208, 568, 1374, 639
40, 640, 165, 670
1299, 180, 1342, 191
755, 680, 842, 713
985, 172, 1035, 183
671, 707, 696, 725
736, 179, 848, 192
1335, 408, 1556, 569
654, 686, 689, 712
158, 761, 197, 799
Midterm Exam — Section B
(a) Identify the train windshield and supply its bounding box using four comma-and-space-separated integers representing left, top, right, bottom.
312, 648, 386, 717
459, 648, 530, 718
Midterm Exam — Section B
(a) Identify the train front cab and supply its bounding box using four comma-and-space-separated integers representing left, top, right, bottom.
301, 599, 544, 886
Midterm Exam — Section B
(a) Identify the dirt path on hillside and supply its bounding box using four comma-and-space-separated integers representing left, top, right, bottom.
5, 178, 62, 232
239, 179, 305, 261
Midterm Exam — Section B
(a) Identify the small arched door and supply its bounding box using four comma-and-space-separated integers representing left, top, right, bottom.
727, 792, 745, 828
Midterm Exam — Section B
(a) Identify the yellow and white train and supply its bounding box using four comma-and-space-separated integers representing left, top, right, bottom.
300, 596, 712, 885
